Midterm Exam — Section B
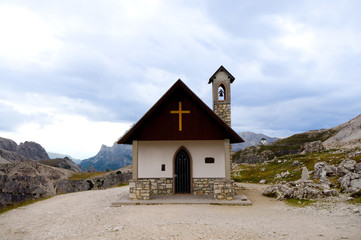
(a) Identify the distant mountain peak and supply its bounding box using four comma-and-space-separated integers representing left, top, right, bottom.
232, 132, 279, 151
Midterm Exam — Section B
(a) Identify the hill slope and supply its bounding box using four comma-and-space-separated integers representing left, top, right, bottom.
233, 114, 361, 164
324, 114, 361, 149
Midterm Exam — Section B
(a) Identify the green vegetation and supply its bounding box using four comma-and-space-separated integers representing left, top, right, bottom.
233, 129, 337, 163
114, 183, 129, 187
0, 197, 51, 215
68, 172, 107, 180
285, 198, 316, 207
232, 149, 359, 185
273, 130, 336, 148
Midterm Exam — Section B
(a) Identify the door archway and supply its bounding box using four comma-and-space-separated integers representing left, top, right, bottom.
174, 148, 191, 194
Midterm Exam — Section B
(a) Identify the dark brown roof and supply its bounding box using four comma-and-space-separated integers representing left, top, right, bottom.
117, 79, 243, 144
208, 65, 235, 84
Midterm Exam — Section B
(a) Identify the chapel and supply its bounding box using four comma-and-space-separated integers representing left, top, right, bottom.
117, 66, 244, 200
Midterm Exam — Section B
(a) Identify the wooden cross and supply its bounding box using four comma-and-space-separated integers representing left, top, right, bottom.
170, 101, 190, 131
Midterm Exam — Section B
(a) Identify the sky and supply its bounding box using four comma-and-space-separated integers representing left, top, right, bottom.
0, 0, 361, 159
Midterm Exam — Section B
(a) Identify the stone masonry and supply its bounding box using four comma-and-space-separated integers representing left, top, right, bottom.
193, 178, 218, 196
214, 180, 236, 200
214, 103, 231, 126
129, 178, 236, 200
129, 180, 151, 200
148, 178, 173, 195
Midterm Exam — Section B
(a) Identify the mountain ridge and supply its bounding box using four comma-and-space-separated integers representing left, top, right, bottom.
80, 143, 132, 172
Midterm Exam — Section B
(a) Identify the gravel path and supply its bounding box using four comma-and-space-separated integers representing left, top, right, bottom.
0, 184, 360, 240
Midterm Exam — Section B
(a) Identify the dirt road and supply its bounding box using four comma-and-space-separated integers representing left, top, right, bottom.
0, 184, 360, 240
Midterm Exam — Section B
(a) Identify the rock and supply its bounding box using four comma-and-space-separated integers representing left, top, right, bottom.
355, 162, 361, 173
322, 189, 338, 197
281, 171, 289, 178
39, 157, 82, 172
350, 179, 361, 190
337, 166, 350, 177
259, 179, 266, 184
314, 162, 326, 179
0, 137, 18, 152
274, 174, 281, 179
263, 180, 338, 200
319, 176, 332, 186
292, 160, 299, 166
17, 141, 49, 161
314, 161, 337, 179
0, 162, 132, 208
338, 159, 357, 172
301, 167, 310, 181
302, 141, 325, 154
338, 173, 351, 189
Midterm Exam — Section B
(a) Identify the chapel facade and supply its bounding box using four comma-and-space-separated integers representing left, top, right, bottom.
117, 66, 243, 200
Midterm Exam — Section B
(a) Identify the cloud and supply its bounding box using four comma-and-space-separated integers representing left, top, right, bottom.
0, 0, 360, 157
1, 114, 131, 159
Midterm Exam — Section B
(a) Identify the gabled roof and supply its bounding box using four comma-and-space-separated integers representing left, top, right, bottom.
117, 79, 243, 144
208, 65, 235, 84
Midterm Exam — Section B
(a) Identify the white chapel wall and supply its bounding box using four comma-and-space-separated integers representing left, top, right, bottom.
137, 140, 225, 178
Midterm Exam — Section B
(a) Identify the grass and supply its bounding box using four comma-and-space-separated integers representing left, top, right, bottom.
68, 172, 107, 180
233, 129, 337, 163
0, 197, 51, 215
285, 198, 316, 207
114, 183, 129, 187
232, 149, 360, 185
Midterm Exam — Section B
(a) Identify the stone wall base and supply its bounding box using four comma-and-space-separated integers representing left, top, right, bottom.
214, 180, 236, 200
129, 180, 150, 200
129, 178, 237, 200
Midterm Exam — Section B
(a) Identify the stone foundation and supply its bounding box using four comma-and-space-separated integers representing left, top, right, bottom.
214, 180, 236, 200
129, 178, 236, 201
193, 178, 218, 196
148, 178, 173, 195
129, 180, 151, 200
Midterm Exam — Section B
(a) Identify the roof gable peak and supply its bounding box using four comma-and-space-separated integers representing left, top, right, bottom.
208, 65, 235, 84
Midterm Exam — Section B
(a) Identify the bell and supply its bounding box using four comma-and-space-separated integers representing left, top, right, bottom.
219, 89, 224, 97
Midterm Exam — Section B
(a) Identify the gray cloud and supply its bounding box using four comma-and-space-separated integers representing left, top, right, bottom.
0, 0, 360, 143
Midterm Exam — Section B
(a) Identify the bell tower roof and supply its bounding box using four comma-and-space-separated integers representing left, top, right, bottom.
208, 65, 235, 84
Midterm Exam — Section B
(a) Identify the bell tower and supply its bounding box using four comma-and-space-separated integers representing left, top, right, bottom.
208, 65, 235, 126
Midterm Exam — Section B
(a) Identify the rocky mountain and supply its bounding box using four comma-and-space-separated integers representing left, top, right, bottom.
0, 137, 49, 163
48, 152, 82, 165
233, 114, 361, 164
323, 114, 361, 149
39, 157, 82, 172
232, 131, 279, 151
0, 161, 131, 208
80, 143, 132, 172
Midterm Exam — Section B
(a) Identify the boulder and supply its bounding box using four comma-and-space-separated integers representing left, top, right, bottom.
355, 162, 361, 173
263, 179, 338, 200
314, 162, 337, 179
350, 179, 361, 190
301, 167, 310, 181
302, 141, 325, 154
338, 159, 357, 172
338, 173, 351, 189
337, 166, 350, 177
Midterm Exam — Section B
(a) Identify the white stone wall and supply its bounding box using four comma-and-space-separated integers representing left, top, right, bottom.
137, 140, 226, 178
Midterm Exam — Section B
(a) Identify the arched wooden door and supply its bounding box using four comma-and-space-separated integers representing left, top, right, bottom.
174, 148, 191, 194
